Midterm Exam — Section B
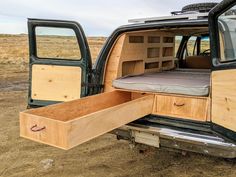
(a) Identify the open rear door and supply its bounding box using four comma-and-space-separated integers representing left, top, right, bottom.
27, 19, 92, 107
209, 0, 236, 141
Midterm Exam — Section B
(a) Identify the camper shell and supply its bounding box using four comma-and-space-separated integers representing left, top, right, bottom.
20, 0, 236, 158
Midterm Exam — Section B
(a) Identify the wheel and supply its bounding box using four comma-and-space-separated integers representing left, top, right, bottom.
182, 3, 218, 13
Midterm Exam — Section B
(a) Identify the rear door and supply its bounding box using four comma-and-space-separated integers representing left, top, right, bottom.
209, 0, 236, 141
28, 19, 92, 107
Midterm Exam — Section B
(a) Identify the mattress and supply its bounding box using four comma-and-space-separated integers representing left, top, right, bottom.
112, 69, 211, 96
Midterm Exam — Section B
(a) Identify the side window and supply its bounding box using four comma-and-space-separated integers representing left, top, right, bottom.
35, 27, 81, 60
186, 36, 197, 57
218, 5, 236, 62
200, 36, 210, 54
199, 36, 211, 56
175, 36, 183, 56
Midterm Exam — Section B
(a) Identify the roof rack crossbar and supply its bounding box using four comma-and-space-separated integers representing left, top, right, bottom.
128, 12, 208, 24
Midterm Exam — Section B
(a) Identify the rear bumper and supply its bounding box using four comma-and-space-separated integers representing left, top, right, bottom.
113, 123, 236, 158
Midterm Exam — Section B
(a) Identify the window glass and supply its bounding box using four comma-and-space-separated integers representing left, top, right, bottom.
218, 5, 236, 62
175, 36, 183, 55
186, 36, 197, 56
36, 27, 81, 60
200, 36, 210, 54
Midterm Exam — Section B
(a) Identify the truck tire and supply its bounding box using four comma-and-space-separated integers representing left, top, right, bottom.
182, 3, 218, 13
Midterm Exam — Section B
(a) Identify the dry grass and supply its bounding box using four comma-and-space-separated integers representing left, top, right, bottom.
0, 34, 28, 65
0, 34, 106, 66
0, 34, 209, 68
36, 36, 82, 60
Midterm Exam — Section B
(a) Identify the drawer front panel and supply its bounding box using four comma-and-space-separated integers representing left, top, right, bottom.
20, 113, 68, 149
154, 95, 208, 121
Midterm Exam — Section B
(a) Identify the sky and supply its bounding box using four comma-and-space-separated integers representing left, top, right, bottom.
0, 0, 221, 36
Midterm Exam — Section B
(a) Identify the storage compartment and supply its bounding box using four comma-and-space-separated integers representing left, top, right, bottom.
122, 60, 144, 76
104, 31, 176, 92
162, 60, 174, 70
129, 36, 144, 43
148, 36, 160, 43
20, 91, 154, 150
145, 62, 160, 70
153, 94, 209, 121
163, 47, 174, 57
147, 47, 160, 58
163, 37, 174, 43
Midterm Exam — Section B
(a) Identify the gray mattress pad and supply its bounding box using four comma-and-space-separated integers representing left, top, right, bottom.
112, 69, 211, 96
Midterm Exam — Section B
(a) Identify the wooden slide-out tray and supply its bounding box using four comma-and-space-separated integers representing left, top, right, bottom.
20, 91, 154, 150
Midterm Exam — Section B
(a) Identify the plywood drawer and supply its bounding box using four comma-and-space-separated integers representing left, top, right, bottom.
20, 91, 154, 150
153, 94, 209, 121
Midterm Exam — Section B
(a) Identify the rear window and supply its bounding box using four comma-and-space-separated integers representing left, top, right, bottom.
35, 27, 81, 60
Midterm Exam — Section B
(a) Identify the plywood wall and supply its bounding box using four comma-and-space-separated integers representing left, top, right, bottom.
104, 30, 176, 92
212, 69, 236, 132
31, 65, 82, 102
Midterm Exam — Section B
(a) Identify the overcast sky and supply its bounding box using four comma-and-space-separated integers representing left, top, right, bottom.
0, 0, 221, 36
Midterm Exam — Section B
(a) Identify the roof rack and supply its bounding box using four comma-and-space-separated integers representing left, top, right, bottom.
128, 12, 208, 24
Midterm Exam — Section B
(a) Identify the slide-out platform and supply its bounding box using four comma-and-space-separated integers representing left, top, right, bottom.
20, 91, 154, 150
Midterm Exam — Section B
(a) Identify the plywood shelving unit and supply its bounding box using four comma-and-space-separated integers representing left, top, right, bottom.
119, 31, 176, 76
104, 30, 176, 92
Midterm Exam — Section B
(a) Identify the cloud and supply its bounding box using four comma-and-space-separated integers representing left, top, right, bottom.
0, 0, 221, 36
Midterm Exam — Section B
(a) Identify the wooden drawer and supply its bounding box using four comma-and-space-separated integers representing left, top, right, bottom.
153, 94, 209, 121
20, 91, 154, 150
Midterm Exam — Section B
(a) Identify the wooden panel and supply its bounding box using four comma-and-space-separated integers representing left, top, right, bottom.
153, 94, 209, 121
129, 36, 144, 43
162, 60, 175, 71
163, 37, 174, 43
67, 95, 154, 149
147, 48, 160, 58
104, 35, 126, 92
148, 36, 160, 43
122, 60, 144, 76
28, 91, 132, 121
20, 113, 68, 149
104, 30, 176, 92
131, 92, 149, 100
104, 28, 208, 92
163, 47, 174, 57
20, 91, 154, 150
121, 38, 147, 61
145, 62, 159, 70
31, 65, 81, 102
212, 70, 236, 131
206, 97, 211, 122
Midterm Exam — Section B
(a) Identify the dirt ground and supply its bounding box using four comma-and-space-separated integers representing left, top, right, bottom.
0, 36, 236, 177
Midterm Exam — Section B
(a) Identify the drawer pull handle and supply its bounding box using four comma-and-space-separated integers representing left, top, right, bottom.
174, 103, 185, 107
30, 124, 46, 132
